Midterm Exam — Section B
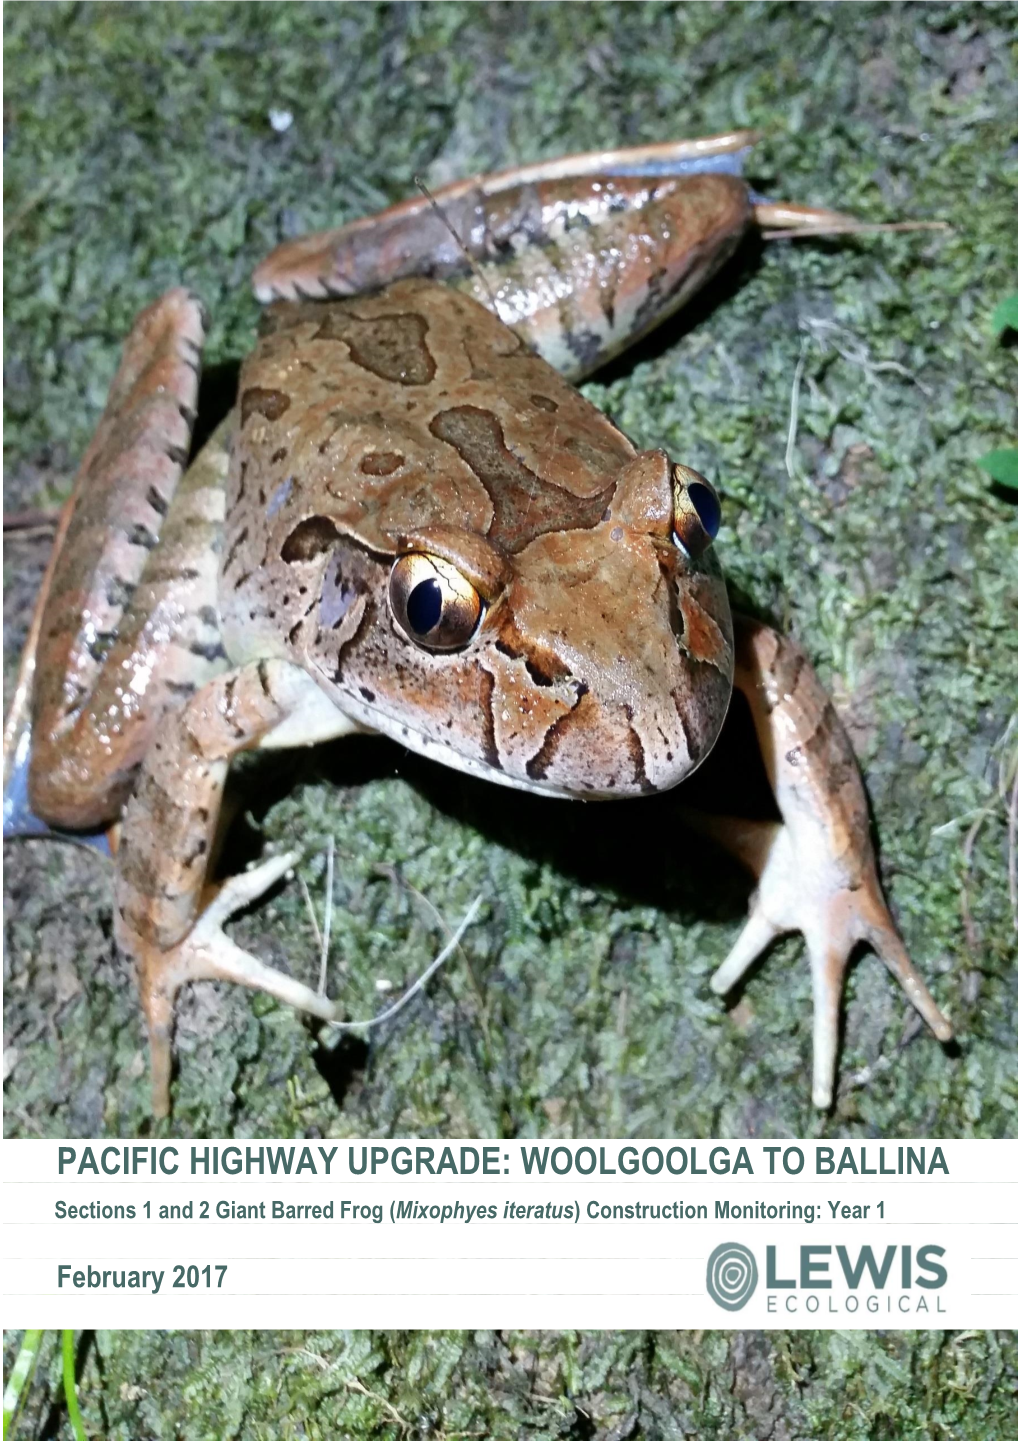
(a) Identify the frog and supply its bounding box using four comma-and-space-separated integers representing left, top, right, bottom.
4, 130, 953, 1118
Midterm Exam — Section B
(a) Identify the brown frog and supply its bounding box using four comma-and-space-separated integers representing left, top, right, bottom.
4, 132, 953, 1116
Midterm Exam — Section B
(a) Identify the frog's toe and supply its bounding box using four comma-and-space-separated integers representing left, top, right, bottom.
133, 850, 345, 1117
709, 828, 953, 1109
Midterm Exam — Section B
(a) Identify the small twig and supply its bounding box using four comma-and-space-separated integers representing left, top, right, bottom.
319, 835, 334, 996
343, 1376, 409, 1431
413, 174, 500, 312
784, 339, 807, 483
801, 316, 932, 396
297, 875, 323, 953
328, 894, 483, 1034
374, 862, 492, 1041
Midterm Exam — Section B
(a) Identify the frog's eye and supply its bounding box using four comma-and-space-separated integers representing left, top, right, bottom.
389, 553, 483, 651
672, 464, 721, 559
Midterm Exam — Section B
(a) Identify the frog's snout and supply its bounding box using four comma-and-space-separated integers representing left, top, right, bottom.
484, 520, 733, 799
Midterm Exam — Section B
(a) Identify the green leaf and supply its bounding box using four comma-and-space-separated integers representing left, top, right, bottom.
976, 447, 1019, 487
991, 294, 1018, 335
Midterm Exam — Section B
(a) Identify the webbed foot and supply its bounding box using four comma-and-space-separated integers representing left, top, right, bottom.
702, 616, 954, 1108
705, 818, 953, 1108
135, 850, 349, 1116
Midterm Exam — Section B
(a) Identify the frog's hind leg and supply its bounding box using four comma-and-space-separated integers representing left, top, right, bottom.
252, 132, 768, 380
115, 659, 362, 1117
23, 289, 232, 832
252, 130, 761, 300
702, 616, 952, 1109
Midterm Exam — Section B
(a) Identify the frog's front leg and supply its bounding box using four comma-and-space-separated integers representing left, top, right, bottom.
705, 615, 953, 1108
116, 658, 361, 1117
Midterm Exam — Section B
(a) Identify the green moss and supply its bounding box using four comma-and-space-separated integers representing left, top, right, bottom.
2, 8, 1018, 1431
4, 1328, 1017, 1439
5, 0, 1016, 1143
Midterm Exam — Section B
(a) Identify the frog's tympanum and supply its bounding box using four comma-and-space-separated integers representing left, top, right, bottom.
4, 133, 953, 1115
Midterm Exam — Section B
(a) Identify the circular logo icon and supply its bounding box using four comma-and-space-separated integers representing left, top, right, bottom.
706, 1242, 758, 1311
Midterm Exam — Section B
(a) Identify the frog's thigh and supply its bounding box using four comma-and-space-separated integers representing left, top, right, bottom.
115, 658, 361, 1116
706, 614, 952, 1108
28, 288, 215, 829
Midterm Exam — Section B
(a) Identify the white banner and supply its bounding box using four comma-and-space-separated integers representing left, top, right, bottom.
3, 1138, 1016, 1329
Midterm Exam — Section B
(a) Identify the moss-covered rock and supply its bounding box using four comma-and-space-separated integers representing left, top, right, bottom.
4, 1327, 1018, 1440
4, 0, 1016, 1142
3, 5, 1017, 1438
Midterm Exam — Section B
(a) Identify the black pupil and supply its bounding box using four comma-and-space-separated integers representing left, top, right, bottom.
688, 481, 721, 540
406, 577, 443, 635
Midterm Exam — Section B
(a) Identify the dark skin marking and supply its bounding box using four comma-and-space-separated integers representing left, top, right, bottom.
106, 576, 137, 609
478, 668, 502, 771
623, 707, 654, 793
525, 684, 591, 781
223, 525, 249, 576
360, 451, 405, 475
127, 523, 159, 551
145, 564, 202, 584
495, 623, 573, 684
525, 659, 557, 688
791, 701, 857, 793
332, 602, 372, 681
281, 515, 341, 563
630, 265, 670, 337
670, 687, 698, 765
313, 308, 436, 385
181, 836, 208, 869
146, 485, 170, 516
119, 826, 163, 900
188, 638, 228, 663
764, 651, 805, 715
241, 387, 292, 425
429, 406, 615, 554
270, 447, 288, 464
563, 327, 605, 371
87, 632, 117, 664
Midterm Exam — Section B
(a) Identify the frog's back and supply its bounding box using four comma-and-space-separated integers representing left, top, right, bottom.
220, 279, 638, 653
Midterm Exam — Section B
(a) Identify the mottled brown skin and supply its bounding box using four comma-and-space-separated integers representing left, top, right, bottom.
255, 170, 752, 382
29, 291, 223, 830
11, 136, 953, 1116
223, 281, 732, 798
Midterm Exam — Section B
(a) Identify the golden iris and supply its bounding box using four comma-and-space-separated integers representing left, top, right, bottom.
389, 553, 482, 651
672, 464, 721, 559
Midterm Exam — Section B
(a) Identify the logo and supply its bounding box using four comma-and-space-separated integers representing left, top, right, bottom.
706, 1242, 758, 1311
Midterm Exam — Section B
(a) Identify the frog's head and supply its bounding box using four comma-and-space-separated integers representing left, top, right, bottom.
299, 448, 733, 799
